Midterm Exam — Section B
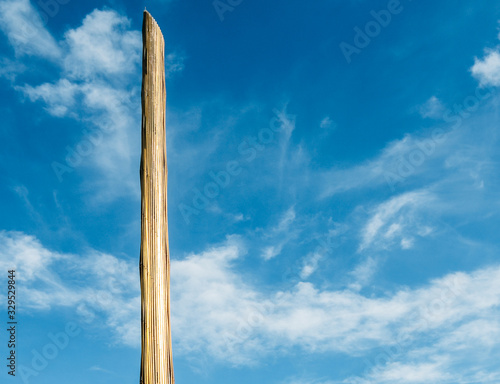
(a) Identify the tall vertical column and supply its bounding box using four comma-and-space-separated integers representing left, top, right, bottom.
140, 10, 174, 384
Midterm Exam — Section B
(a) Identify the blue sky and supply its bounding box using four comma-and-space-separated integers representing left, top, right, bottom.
1, 0, 500, 383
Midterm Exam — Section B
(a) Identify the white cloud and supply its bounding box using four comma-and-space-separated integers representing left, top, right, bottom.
470, 25, 500, 87
366, 360, 451, 383
318, 132, 448, 198
319, 88, 498, 200
359, 190, 433, 252
165, 52, 185, 78
275, 206, 296, 233
3, 7, 184, 203
260, 206, 297, 260
0, 58, 26, 81
275, 106, 296, 185
320, 116, 335, 130
170, 234, 500, 372
20, 78, 140, 201
300, 252, 322, 279
400, 237, 414, 249
20, 79, 79, 117
171, 235, 266, 364
9, 9, 144, 202
261, 244, 284, 260
345, 315, 500, 383
63, 9, 141, 80
419, 96, 445, 119
0, 0, 61, 59
89, 365, 114, 374
0, 230, 140, 346
0, 230, 65, 282
471, 49, 500, 87
348, 257, 377, 291
4, 229, 500, 382
284, 379, 336, 384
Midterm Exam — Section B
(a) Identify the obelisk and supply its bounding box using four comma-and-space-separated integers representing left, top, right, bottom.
140, 10, 174, 384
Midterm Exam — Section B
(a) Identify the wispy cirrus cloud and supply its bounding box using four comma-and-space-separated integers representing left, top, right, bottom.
358, 190, 434, 252
260, 206, 297, 260
0, 0, 61, 59
20, 78, 80, 117
419, 96, 445, 119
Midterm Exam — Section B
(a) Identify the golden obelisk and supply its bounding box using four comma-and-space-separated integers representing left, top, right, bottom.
140, 10, 174, 384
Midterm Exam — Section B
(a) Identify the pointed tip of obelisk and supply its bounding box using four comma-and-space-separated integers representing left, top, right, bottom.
142, 8, 164, 45
144, 7, 154, 21
143, 8, 160, 28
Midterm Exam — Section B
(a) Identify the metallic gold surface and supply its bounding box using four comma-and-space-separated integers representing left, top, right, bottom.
140, 10, 174, 384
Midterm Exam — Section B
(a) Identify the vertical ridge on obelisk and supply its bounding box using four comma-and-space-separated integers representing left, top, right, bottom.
140, 10, 174, 384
